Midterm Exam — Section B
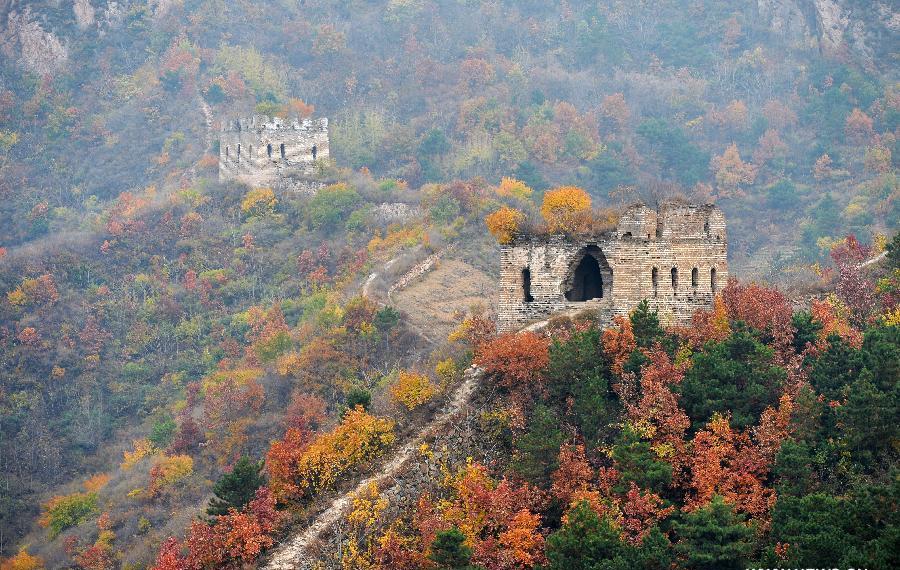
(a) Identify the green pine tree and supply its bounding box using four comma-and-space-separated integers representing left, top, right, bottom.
206, 456, 265, 517
429, 527, 474, 569
671, 496, 753, 570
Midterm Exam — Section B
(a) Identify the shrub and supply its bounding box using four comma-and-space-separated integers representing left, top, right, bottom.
390, 371, 437, 410
39, 492, 98, 538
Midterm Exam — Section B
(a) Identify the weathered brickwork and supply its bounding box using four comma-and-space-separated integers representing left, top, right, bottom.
497, 203, 728, 332
219, 115, 329, 187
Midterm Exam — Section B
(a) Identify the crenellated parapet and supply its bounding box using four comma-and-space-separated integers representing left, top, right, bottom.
218, 115, 329, 187
497, 202, 728, 332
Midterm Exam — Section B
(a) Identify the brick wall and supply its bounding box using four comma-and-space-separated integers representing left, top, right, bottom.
218, 115, 329, 186
497, 203, 728, 332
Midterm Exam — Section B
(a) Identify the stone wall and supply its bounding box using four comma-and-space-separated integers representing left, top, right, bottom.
497, 203, 728, 332
219, 115, 329, 186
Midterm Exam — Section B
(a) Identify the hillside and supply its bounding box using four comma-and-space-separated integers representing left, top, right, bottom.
0, 1, 897, 569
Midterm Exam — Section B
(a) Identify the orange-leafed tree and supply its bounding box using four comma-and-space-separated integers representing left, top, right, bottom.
415, 462, 546, 569
496, 177, 533, 201
474, 331, 550, 389
151, 537, 183, 570
600, 316, 636, 377
600, 93, 630, 133
264, 426, 311, 502
685, 413, 774, 521
844, 108, 874, 144
711, 143, 756, 197
627, 351, 691, 465
282, 98, 315, 118
485, 206, 525, 244
0, 548, 44, 570
540, 186, 592, 234
550, 444, 594, 507
810, 297, 863, 348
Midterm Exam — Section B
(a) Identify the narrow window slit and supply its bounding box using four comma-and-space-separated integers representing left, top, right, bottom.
522, 268, 534, 303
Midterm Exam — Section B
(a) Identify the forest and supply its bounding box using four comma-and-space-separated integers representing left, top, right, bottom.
0, 0, 897, 569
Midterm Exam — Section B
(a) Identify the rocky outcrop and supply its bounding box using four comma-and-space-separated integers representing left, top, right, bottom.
757, 0, 898, 69
1, 8, 68, 77
757, 0, 816, 45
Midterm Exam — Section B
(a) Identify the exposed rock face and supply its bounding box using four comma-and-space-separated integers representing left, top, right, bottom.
757, 0, 816, 44
757, 0, 898, 69
497, 203, 729, 332
73, 0, 96, 30
2, 8, 68, 77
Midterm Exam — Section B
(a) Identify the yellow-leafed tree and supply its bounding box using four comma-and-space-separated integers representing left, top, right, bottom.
485, 206, 525, 244
540, 186, 592, 234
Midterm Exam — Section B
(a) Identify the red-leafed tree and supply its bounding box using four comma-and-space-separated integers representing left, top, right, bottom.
624, 351, 691, 474
551, 444, 594, 507
601, 316, 636, 377
685, 414, 774, 521
474, 331, 550, 389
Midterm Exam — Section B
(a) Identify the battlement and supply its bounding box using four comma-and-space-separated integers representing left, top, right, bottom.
498, 202, 728, 331
218, 114, 329, 187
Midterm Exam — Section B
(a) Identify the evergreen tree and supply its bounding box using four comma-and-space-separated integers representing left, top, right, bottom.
680, 329, 785, 430
511, 405, 565, 487
629, 300, 665, 349
671, 496, 753, 570
546, 328, 619, 445
610, 426, 672, 494
206, 456, 265, 517
344, 386, 371, 413
790, 310, 821, 353
544, 502, 673, 570
429, 527, 475, 569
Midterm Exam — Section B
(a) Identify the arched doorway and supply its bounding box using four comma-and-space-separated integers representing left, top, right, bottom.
565, 246, 611, 302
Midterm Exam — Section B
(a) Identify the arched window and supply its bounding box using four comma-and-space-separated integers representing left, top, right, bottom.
267, 143, 272, 158
652, 267, 659, 297
711, 268, 718, 292
312, 144, 318, 160
280, 143, 286, 158
671, 267, 678, 289
565, 247, 609, 302
703, 220, 710, 234
692, 267, 699, 287
225, 146, 229, 159
522, 268, 534, 303
237, 144, 241, 159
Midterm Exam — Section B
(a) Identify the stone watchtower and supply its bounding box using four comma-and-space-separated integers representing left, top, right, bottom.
497, 202, 728, 332
219, 115, 329, 187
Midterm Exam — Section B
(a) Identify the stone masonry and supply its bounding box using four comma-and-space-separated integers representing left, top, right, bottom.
497, 202, 728, 332
219, 115, 329, 187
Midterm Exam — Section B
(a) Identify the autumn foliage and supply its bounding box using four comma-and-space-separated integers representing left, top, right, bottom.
474, 331, 550, 389
540, 186, 592, 234
266, 407, 395, 502
391, 370, 437, 410
485, 206, 525, 244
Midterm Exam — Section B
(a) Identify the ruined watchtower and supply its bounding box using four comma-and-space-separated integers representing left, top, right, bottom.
497, 202, 728, 332
219, 115, 329, 187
